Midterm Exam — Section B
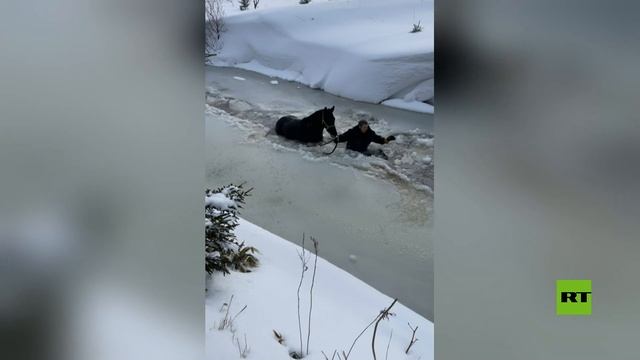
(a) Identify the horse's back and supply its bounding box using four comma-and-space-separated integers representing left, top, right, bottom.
275, 116, 298, 137
275, 114, 323, 143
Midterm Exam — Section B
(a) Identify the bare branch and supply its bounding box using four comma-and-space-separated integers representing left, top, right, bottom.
230, 304, 248, 324
305, 236, 319, 355
205, 0, 226, 56
218, 294, 234, 330
372, 299, 398, 360
385, 330, 393, 360
235, 333, 250, 358
405, 322, 419, 354
345, 315, 379, 359
296, 233, 307, 356
273, 329, 285, 344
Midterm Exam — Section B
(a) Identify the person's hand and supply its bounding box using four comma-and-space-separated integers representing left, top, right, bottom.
386, 135, 396, 142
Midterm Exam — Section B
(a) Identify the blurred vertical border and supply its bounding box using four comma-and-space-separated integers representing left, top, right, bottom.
435, 1, 640, 359
0, 1, 204, 359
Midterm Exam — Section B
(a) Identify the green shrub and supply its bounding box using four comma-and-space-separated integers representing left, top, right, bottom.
205, 184, 259, 275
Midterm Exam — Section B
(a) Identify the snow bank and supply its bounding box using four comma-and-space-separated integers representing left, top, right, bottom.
211, 0, 434, 114
383, 98, 434, 113
206, 218, 433, 360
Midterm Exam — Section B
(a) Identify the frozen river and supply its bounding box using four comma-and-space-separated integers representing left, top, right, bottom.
206, 66, 433, 320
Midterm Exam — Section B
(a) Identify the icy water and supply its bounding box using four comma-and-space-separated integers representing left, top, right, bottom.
206, 66, 433, 320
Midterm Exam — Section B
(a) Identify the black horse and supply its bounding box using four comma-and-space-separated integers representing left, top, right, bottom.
275, 106, 338, 143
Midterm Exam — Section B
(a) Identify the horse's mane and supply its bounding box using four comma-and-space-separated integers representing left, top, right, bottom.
302, 108, 324, 124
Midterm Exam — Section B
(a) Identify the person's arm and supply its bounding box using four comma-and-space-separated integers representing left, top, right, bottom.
335, 128, 355, 143
371, 130, 387, 144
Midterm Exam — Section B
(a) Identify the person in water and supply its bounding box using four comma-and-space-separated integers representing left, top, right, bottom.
334, 120, 396, 158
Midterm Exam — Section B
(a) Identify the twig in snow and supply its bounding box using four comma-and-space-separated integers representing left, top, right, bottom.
230, 305, 248, 324
345, 314, 380, 359
331, 349, 339, 360
273, 329, 285, 344
218, 294, 234, 330
343, 299, 399, 359
405, 322, 419, 354
385, 330, 393, 360
372, 298, 398, 360
323, 350, 339, 360
296, 233, 308, 357
236, 333, 250, 358
218, 301, 227, 313
305, 236, 319, 355
410, 20, 423, 33
218, 295, 247, 332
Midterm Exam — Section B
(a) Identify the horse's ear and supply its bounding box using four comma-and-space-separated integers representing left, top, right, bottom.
331, 106, 335, 112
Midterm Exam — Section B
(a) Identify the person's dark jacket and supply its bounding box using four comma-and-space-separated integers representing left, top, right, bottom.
335, 125, 387, 153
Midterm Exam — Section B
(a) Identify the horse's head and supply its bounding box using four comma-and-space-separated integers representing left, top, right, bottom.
321, 106, 338, 137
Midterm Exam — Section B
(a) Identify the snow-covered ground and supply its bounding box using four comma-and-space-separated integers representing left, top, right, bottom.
210, 0, 434, 114
206, 218, 433, 360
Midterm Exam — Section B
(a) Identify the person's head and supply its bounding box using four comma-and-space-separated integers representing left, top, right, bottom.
358, 120, 369, 133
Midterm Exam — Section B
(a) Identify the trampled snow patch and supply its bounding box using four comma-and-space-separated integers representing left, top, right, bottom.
206, 218, 433, 360
210, 0, 433, 113
206, 102, 434, 194
416, 137, 434, 147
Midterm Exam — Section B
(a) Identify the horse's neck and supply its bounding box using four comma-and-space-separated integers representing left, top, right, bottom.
305, 111, 322, 125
